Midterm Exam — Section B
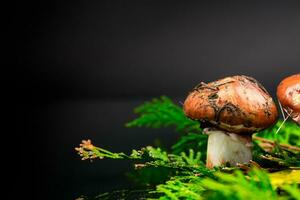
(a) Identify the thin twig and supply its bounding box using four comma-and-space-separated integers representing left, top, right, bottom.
278, 101, 286, 120
194, 82, 218, 91
253, 135, 300, 152
275, 111, 292, 135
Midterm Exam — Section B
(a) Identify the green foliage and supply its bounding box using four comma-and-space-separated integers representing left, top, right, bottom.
77, 96, 300, 200
255, 120, 300, 146
281, 184, 300, 200
155, 175, 204, 200
126, 167, 173, 187
252, 139, 300, 168
155, 168, 300, 200
200, 169, 276, 200
253, 121, 300, 168
125, 96, 208, 158
171, 133, 207, 159
260, 153, 300, 167
76, 141, 211, 176
126, 96, 201, 133
76, 141, 299, 200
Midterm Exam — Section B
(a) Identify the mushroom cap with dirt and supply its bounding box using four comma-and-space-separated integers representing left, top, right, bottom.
183, 75, 278, 168
277, 74, 300, 126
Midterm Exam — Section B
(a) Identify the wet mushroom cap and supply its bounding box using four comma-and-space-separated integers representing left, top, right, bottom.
183, 75, 278, 134
277, 74, 300, 113
277, 74, 300, 125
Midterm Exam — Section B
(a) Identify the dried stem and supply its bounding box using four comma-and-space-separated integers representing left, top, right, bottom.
253, 136, 300, 152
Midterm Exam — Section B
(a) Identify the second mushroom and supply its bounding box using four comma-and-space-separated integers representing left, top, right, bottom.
183, 75, 278, 168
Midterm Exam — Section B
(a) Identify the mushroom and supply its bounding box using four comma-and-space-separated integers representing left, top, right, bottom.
183, 75, 278, 168
277, 74, 300, 126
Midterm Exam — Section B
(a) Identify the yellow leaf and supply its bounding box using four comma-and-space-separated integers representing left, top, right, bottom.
269, 169, 300, 188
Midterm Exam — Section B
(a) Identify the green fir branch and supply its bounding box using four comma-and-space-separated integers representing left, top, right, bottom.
75, 140, 212, 176
76, 96, 300, 200
126, 96, 201, 133
281, 184, 300, 200
154, 168, 300, 200
171, 133, 208, 158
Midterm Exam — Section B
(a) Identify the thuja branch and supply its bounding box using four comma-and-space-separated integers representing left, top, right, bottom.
75, 140, 134, 160
125, 96, 201, 133
75, 140, 214, 176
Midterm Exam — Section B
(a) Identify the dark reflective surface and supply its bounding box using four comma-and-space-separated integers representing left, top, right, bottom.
27, 99, 178, 199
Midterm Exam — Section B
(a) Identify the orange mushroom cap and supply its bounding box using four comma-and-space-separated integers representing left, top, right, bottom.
183, 75, 278, 134
277, 74, 300, 125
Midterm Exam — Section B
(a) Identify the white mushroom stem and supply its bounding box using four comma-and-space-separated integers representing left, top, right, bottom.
204, 128, 253, 168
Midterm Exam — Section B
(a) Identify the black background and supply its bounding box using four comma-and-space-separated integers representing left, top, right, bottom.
15, 1, 300, 199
